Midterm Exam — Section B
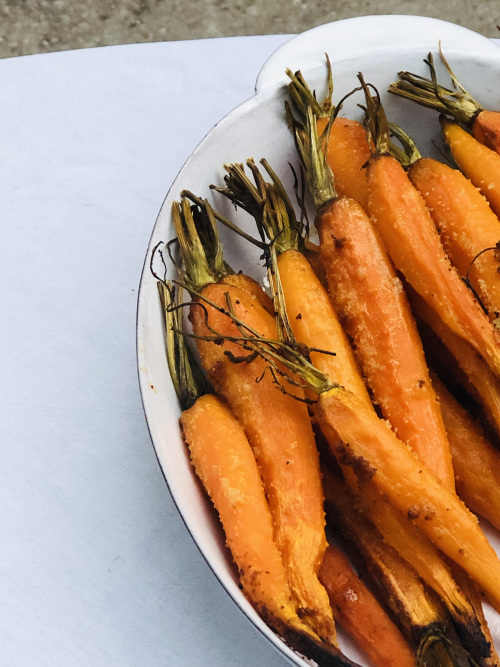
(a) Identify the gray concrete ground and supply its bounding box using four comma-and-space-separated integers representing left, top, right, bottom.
0, 0, 499, 59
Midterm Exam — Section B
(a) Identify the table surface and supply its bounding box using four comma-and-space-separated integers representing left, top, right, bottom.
0, 34, 294, 667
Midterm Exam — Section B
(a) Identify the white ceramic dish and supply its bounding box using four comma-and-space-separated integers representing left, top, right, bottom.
137, 16, 500, 666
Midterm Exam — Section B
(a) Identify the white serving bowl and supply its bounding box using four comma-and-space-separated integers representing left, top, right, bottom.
137, 15, 500, 667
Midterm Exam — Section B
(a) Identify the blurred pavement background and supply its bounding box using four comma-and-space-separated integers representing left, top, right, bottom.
0, 0, 499, 59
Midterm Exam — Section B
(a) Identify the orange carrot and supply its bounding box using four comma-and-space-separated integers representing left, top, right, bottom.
432, 373, 500, 531
319, 545, 416, 667
317, 117, 370, 211
181, 394, 304, 626
409, 284, 500, 436
317, 196, 455, 488
441, 117, 500, 219
409, 157, 500, 319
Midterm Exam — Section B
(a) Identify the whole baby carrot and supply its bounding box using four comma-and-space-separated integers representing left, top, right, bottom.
286, 62, 371, 211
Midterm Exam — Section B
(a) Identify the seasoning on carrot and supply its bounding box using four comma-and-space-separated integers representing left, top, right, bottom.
388, 48, 500, 155
356, 77, 500, 381
170, 196, 337, 646
208, 160, 495, 664
408, 156, 500, 321
157, 279, 358, 667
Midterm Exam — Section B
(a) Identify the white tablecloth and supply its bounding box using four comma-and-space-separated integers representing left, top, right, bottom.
0, 35, 293, 667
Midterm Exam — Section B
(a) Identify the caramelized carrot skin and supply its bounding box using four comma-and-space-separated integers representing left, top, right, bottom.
442, 118, 500, 219
317, 197, 455, 489
367, 154, 500, 379
319, 545, 416, 667
190, 283, 336, 644
409, 158, 500, 317
315, 387, 500, 611
277, 248, 372, 409
181, 394, 298, 622
432, 374, 500, 532
317, 117, 370, 210
473, 110, 500, 155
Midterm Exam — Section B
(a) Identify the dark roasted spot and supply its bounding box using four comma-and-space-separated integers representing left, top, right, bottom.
407, 506, 420, 520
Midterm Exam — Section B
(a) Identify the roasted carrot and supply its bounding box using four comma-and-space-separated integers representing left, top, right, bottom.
440, 117, 500, 219
409, 157, 500, 319
287, 63, 371, 212
317, 195, 455, 488
409, 284, 500, 436
191, 282, 336, 643
182, 393, 302, 625
389, 49, 500, 155
170, 198, 336, 645
319, 544, 416, 667
432, 372, 500, 531
358, 82, 500, 380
